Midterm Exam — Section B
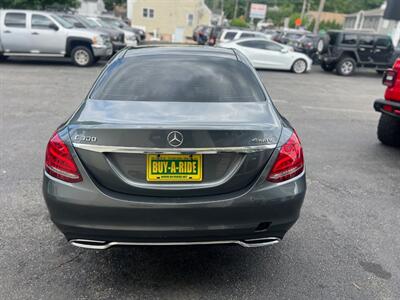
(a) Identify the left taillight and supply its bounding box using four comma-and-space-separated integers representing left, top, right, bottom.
383, 69, 397, 87
45, 132, 82, 183
267, 131, 304, 183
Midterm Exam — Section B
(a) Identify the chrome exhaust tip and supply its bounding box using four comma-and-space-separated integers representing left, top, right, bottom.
69, 237, 281, 250
239, 237, 280, 248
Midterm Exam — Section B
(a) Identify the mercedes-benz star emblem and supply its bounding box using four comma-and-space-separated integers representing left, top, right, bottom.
167, 131, 184, 147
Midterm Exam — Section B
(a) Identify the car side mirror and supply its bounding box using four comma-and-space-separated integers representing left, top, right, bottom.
49, 23, 59, 31
280, 48, 288, 53
119, 24, 124, 29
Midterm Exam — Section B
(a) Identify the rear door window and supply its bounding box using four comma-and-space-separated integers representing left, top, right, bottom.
91, 56, 265, 102
223, 31, 237, 40
328, 32, 339, 45
238, 40, 265, 49
341, 34, 357, 45
5, 12, 26, 28
359, 35, 374, 46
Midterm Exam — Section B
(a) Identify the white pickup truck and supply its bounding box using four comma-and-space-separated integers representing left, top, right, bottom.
0, 9, 113, 66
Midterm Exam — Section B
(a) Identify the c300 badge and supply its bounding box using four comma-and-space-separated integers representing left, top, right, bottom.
74, 135, 97, 143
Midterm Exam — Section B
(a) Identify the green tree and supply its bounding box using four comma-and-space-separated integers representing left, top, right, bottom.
103, 0, 125, 11
230, 17, 249, 27
0, 0, 79, 9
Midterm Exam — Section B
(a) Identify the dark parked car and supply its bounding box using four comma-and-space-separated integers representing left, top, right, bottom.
286, 33, 321, 64
99, 15, 145, 42
273, 30, 310, 44
318, 30, 400, 76
57, 14, 126, 53
374, 58, 400, 146
43, 46, 306, 250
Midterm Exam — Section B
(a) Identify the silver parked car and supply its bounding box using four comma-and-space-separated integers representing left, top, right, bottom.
42, 46, 306, 249
56, 14, 126, 53
0, 10, 113, 66
86, 16, 139, 47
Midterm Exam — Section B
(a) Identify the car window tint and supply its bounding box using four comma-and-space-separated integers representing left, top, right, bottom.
91, 57, 265, 102
61, 15, 84, 28
342, 34, 357, 45
237, 40, 265, 49
328, 32, 339, 45
264, 41, 282, 51
376, 37, 392, 48
224, 31, 237, 40
32, 14, 55, 29
241, 33, 255, 38
359, 35, 374, 46
5, 13, 26, 28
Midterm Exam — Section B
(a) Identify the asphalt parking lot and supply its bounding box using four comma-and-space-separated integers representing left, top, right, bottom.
1, 58, 399, 299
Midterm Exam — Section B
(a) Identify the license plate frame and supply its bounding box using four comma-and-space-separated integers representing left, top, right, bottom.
146, 154, 203, 182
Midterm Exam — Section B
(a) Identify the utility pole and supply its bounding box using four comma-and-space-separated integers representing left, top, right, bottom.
212, 0, 217, 11
220, 0, 224, 26
234, 0, 239, 19
313, 0, 326, 34
300, 0, 307, 20
244, 0, 250, 20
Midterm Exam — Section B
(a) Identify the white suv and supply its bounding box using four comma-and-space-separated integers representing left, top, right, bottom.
219, 29, 270, 43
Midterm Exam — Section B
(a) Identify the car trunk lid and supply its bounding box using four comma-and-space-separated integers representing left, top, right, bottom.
68, 100, 281, 197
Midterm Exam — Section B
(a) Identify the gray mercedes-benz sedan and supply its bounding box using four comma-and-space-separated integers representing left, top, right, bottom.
43, 46, 306, 249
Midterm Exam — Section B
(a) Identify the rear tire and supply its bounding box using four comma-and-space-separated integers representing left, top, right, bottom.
336, 57, 356, 76
377, 114, 400, 147
292, 59, 308, 74
71, 46, 94, 67
321, 62, 335, 72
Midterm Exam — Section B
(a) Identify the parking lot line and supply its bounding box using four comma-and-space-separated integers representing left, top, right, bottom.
301, 105, 376, 115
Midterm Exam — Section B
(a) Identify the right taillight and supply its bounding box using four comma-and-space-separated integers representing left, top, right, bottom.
45, 132, 82, 183
267, 131, 304, 183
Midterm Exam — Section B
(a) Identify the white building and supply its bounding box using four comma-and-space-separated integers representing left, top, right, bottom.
78, 0, 106, 16
343, 3, 400, 46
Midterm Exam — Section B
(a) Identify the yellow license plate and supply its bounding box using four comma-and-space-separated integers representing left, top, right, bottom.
146, 154, 203, 182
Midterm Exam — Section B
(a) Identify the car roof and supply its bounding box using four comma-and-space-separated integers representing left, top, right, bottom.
328, 30, 389, 37
225, 37, 275, 43
123, 46, 238, 61
223, 29, 258, 33
1, 9, 51, 14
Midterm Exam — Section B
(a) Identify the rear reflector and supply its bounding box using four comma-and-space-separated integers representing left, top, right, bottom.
45, 132, 82, 183
267, 131, 304, 183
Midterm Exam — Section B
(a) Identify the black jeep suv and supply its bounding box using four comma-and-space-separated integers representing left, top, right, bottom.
318, 30, 400, 76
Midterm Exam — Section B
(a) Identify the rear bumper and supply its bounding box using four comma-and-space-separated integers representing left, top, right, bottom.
43, 171, 306, 247
319, 54, 338, 65
374, 99, 400, 119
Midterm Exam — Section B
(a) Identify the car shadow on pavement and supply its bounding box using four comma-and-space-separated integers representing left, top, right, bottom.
65, 242, 286, 294
1, 57, 107, 67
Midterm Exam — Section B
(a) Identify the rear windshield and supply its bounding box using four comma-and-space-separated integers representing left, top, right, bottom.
90, 56, 265, 102
328, 32, 340, 45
